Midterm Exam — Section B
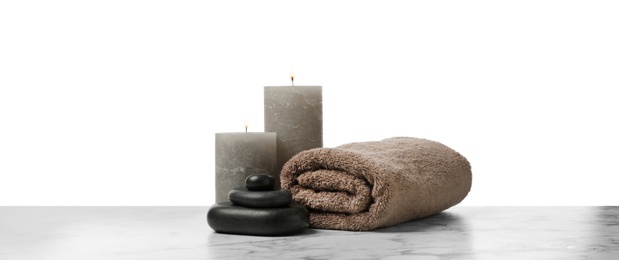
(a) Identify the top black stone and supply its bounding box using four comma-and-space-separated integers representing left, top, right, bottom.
245, 174, 275, 191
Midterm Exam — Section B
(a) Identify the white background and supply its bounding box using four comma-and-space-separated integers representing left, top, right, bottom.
1, 1, 618, 206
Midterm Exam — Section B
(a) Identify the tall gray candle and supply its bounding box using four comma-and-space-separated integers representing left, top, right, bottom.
215, 132, 276, 203
264, 86, 322, 187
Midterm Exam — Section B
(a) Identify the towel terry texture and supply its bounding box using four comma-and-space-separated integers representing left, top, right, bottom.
281, 137, 472, 231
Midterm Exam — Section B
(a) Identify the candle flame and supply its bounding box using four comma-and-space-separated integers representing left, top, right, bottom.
290, 66, 295, 86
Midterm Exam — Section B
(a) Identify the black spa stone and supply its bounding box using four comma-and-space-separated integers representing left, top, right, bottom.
228, 187, 292, 208
245, 174, 275, 191
207, 202, 309, 236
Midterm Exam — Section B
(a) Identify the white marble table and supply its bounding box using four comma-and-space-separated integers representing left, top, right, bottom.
1, 206, 617, 259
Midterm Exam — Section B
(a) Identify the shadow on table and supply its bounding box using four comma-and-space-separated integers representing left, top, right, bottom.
373, 211, 469, 233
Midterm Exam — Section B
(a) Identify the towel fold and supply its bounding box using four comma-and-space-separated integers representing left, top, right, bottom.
281, 137, 472, 231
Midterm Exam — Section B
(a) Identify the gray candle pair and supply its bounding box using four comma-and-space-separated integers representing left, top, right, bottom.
215, 86, 322, 203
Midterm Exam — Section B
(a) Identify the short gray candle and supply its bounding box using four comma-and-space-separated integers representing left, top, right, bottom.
215, 132, 276, 203
264, 86, 323, 187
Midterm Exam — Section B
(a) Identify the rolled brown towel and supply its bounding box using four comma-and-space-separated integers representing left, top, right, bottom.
281, 137, 472, 231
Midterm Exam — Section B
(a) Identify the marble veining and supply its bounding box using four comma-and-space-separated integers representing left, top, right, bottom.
1, 207, 618, 259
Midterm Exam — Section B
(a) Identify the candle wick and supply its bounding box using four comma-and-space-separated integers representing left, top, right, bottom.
291, 77, 294, 86
245, 126, 248, 133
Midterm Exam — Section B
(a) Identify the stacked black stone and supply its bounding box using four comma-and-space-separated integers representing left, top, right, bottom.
207, 174, 309, 236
